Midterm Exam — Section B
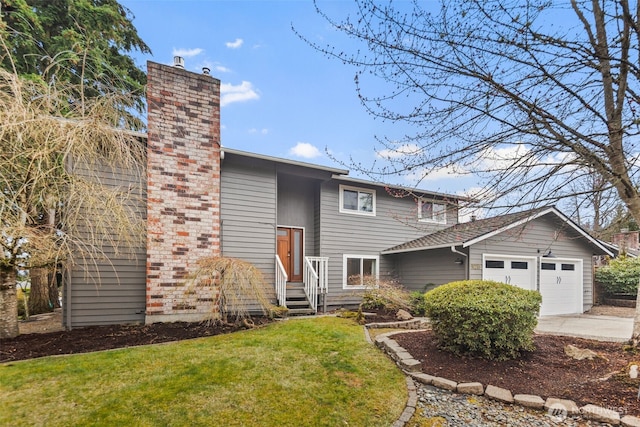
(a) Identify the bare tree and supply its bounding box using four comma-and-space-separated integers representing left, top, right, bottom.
299, 0, 640, 221
569, 169, 619, 237
0, 66, 145, 338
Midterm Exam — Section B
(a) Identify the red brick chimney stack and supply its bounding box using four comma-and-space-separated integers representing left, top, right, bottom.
145, 60, 221, 323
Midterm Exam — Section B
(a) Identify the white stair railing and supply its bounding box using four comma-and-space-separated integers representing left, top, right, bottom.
305, 256, 329, 312
303, 258, 319, 312
275, 255, 288, 307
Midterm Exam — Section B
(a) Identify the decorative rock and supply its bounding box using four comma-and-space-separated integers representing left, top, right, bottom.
396, 309, 413, 321
513, 394, 545, 409
580, 404, 621, 425
432, 376, 458, 391
622, 415, 640, 427
564, 344, 599, 360
457, 382, 484, 395
485, 384, 514, 403
408, 372, 436, 385
544, 397, 580, 416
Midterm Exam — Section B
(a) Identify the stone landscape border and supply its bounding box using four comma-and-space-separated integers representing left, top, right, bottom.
366, 324, 640, 427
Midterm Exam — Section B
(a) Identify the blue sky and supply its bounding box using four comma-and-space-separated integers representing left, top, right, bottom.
119, 0, 470, 196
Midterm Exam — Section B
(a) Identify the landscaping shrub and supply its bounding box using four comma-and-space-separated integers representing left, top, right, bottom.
360, 279, 411, 312
595, 255, 640, 297
188, 256, 275, 324
16, 287, 28, 319
423, 280, 542, 361
409, 291, 428, 316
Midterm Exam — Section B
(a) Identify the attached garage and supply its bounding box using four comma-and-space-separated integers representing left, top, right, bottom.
538, 258, 583, 316
481, 254, 583, 315
482, 255, 537, 291
385, 206, 613, 316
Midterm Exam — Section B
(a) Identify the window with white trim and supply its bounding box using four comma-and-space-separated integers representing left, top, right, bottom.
343, 254, 379, 288
339, 185, 376, 216
418, 199, 446, 223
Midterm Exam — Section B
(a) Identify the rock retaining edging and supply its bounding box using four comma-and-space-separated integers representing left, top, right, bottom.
372, 329, 640, 427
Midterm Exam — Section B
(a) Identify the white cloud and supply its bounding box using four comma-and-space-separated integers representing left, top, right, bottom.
220, 81, 259, 106
403, 164, 467, 182
249, 128, 269, 135
289, 142, 322, 159
226, 38, 244, 49
376, 143, 423, 159
172, 47, 204, 58
476, 143, 535, 171
215, 65, 231, 73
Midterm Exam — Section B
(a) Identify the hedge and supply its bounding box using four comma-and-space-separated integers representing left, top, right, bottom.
423, 280, 542, 361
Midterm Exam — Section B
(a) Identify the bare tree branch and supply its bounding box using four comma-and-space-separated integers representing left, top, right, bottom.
297, 0, 640, 224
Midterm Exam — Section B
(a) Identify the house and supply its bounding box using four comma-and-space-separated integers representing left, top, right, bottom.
383, 206, 613, 315
61, 60, 611, 328
611, 229, 640, 256
62, 60, 460, 328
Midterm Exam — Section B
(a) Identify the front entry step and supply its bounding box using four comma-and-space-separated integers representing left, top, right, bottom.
287, 308, 317, 315
285, 282, 315, 315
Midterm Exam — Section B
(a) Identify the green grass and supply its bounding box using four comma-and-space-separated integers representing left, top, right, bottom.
0, 317, 406, 426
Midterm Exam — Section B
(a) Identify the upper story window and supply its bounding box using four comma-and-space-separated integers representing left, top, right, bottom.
418, 199, 446, 224
339, 185, 376, 216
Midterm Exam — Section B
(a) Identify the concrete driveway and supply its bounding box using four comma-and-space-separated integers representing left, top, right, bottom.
535, 314, 633, 342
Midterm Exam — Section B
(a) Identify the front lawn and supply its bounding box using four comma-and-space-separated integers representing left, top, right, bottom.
0, 317, 406, 426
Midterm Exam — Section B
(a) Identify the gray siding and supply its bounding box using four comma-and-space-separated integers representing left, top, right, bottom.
277, 174, 318, 256
65, 164, 146, 328
221, 156, 278, 306
393, 248, 466, 292
466, 215, 596, 311
319, 180, 456, 308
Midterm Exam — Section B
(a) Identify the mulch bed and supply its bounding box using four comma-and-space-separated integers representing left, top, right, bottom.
0, 318, 271, 363
394, 329, 640, 416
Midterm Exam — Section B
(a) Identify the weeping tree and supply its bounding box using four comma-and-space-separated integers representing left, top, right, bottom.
1, 0, 150, 317
187, 257, 275, 326
0, 64, 146, 338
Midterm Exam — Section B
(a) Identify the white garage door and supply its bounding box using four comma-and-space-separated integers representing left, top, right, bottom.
539, 258, 583, 316
482, 255, 583, 316
482, 255, 537, 291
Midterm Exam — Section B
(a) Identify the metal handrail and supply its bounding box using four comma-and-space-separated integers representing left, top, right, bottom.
275, 255, 288, 307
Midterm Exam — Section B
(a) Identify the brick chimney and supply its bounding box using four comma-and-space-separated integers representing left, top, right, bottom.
145, 60, 221, 323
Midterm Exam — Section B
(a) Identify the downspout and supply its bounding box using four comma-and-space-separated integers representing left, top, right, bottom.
451, 246, 469, 280
64, 265, 72, 330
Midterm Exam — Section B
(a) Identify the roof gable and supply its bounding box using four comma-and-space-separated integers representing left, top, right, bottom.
382, 206, 613, 256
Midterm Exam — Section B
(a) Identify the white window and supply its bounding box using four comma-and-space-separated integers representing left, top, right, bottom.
418, 199, 446, 223
343, 254, 379, 289
339, 185, 376, 216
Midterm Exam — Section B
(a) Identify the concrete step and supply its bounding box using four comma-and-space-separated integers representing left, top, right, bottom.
288, 308, 316, 316
286, 299, 312, 308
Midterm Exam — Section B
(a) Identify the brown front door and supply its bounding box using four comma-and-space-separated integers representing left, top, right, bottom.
277, 227, 303, 282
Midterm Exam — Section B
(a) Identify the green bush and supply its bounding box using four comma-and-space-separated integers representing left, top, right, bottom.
409, 291, 428, 316
595, 255, 640, 296
423, 280, 542, 361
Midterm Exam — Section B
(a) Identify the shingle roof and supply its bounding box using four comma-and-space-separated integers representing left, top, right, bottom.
382, 206, 555, 254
